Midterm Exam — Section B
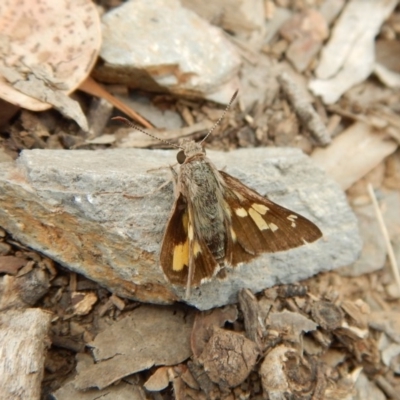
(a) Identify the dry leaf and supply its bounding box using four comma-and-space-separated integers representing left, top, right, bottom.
74, 305, 194, 390
0, 0, 101, 128
0, 255, 28, 275
71, 292, 98, 316
144, 367, 171, 391
267, 309, 318, 342
312, 122, 398, 190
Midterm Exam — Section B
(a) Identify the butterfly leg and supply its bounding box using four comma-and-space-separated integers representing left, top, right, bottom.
146, 162, 178, 174
123, 178, 173, 199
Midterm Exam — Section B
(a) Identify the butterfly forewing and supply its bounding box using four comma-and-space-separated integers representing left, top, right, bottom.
220, 171, 322, 262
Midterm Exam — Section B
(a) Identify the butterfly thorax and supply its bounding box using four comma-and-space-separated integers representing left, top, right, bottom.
179, 152, 227, 263
179, 139, 204, 158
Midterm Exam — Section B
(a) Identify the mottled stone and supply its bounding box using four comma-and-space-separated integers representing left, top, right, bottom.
0, 147, 361, 309
95, 0, 241, 103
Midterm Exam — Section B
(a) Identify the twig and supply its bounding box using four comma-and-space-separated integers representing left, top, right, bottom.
278, 72, 331, 147
367, 184, 400, 293
375, 375, 400, 400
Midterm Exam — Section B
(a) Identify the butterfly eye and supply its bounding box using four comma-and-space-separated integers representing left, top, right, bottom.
177, 150, 186, 164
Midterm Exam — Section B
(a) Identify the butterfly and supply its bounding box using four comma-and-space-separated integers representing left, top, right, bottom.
114, 91, 322, 297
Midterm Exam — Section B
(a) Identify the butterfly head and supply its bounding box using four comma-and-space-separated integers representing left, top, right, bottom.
176, 90, 239, 164
176, 139, 205, 164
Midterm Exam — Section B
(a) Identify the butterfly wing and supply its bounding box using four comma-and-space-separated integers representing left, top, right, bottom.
160, 170, 322, 291
160, 194, 219, 289
220, 171, 323, 265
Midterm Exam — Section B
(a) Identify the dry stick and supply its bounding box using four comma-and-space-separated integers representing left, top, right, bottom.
278, 72, 331, 147
367, 183, 400, 293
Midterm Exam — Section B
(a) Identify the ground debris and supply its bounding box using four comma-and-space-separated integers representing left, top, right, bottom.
1, 1, 400, 399
198, 327, 259, 389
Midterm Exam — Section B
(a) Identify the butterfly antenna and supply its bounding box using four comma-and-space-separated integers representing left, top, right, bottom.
200, 89, 239, 145
112, 116, 182, 149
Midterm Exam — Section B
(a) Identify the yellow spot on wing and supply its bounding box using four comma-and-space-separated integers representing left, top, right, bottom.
269, 222, 279, 232
235, 207, 248, 217
249, 208, 269, 231
193, 241, 201, 256
173, 240, 189, 271
287, 214, 298, 228
188, 223, 194, 240
231, 227, 237, 242
251, 203, 269, 215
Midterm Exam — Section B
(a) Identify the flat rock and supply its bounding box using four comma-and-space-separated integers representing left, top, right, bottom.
95, 0, 241, 103
0, 147, 361, 310
309, 0, 398, 104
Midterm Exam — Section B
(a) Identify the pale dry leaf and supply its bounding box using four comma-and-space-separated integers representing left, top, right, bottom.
267, 309, 318, 342
85, 134, 116, 145
0, 65, 89, 131
311, 121, 398, 190
144, 367, 171, 391
74, 305, 194, 390
259, 345, 294, 394
0, 0, 101, 116
71, 292, 98, 316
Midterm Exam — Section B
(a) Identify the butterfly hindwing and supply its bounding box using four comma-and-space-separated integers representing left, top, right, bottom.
160, 194, 190, 286
160, 194, 219, 288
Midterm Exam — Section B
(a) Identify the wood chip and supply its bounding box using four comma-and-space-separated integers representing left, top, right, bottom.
0, 309, 52, 399
198, 328, 259, 389
278, 72, 331, 146
312, 121, 398, 189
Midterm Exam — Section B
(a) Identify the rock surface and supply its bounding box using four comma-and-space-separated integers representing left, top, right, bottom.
95, 0, 241, 103
0, 147, 361, 309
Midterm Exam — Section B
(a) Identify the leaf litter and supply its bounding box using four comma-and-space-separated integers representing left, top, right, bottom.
0, 0, 400, 399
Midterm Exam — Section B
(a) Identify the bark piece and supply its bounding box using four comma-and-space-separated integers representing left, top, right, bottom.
0, 255, 28, 274
238, 288, 263, 349
198, 328, 259, 389
278, 72, 331, 146
0, 308, 52, 400
74, 305, 194, 390
260, 345, 315, 399
311, 301, 343, 331
280, 9, 328, 73
191, 305, 238, 358
268, 309, 318, 342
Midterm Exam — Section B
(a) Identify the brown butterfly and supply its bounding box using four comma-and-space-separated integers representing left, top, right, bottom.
114, 91, 322, 297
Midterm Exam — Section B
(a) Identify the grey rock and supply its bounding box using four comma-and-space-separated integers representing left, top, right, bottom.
339, 190, 400, 277
182, 0, 265, 38
96, 0, 241, 103
338, 204, 385, 276
0, 147, 361, 309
